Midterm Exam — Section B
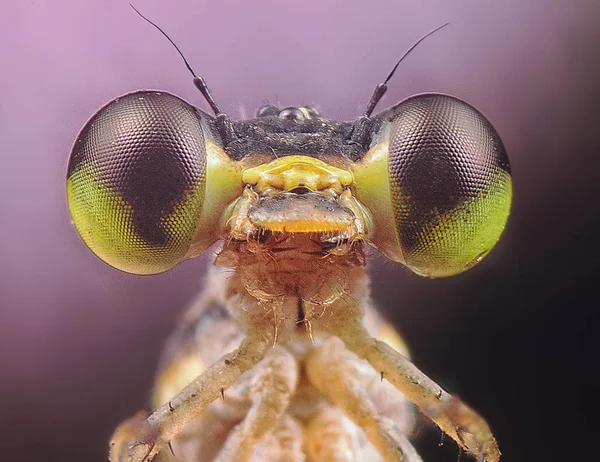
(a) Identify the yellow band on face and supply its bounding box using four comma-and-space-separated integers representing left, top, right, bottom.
242, 155, 353, 194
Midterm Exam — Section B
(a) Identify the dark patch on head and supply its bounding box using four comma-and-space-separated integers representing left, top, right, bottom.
116, 144, 198, 246
223, 116, 370, 161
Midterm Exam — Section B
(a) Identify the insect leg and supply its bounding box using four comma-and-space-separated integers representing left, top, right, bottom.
109, 330, 274, 462
305, 406, 363, 461
305, 406, 385, 461
306, 337, 421, 462
332, 320, 501, 462
248, 414, 305, 462
214, 346, 299, 462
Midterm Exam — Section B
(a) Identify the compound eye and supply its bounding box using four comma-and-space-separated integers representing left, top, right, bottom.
67, 91, 209, 274
355, 94, 512, 277
388, 94, 512, 276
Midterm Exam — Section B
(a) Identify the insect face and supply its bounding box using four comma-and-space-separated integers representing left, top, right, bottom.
67, 93, 511, 277
69, 10, 511, 461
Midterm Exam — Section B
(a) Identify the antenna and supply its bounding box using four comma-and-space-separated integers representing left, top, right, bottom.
363, 22, 450, 118
129, 3, 223, 115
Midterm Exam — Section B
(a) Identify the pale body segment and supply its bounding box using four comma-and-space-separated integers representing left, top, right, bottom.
148, 265, 417, 462
67, 90, 511, 461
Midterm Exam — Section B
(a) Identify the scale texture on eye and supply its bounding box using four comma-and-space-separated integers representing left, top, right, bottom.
66, 91, 207, 274
385, 94, 511, 277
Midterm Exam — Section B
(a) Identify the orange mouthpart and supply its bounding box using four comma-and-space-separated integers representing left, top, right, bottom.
248, 193, 354, 233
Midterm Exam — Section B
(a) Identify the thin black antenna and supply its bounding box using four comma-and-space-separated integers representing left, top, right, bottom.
363, 22, 450, 118
129, 3, 223, 115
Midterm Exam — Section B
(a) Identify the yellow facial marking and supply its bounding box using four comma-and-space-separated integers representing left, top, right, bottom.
242, 156, 353, 194
351, 141, 405, 263
185, 140, 244, 258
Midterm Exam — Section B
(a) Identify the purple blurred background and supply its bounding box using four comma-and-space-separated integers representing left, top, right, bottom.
1, 0, 598, 460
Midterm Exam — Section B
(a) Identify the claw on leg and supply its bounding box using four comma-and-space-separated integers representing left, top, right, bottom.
332, 320, 501, 462
425, 395, 501, 462
109, 330, 274, 462
307, 337, 419, 461
109, 411, 158, 462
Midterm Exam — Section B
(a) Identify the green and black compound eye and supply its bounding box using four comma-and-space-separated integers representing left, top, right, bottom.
353, 94, 512, 277
67, 91, 242, 275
